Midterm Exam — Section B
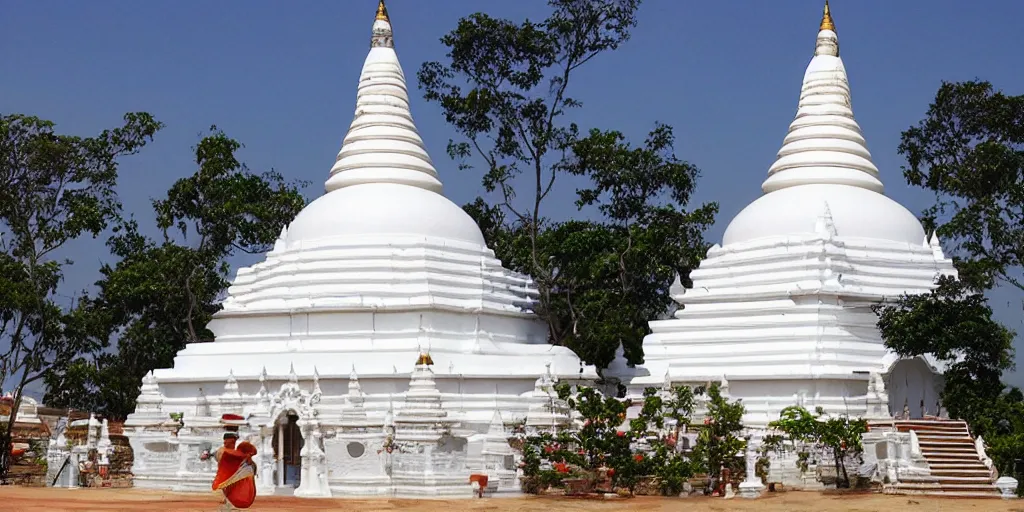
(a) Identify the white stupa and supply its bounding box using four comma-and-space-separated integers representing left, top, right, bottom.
611, 3, 956, 425
126, 1, 595, 496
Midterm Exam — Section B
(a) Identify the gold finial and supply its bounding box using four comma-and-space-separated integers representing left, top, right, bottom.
820, 1, 835, 32
416, 352, 434, 366
375, 0, 390, 22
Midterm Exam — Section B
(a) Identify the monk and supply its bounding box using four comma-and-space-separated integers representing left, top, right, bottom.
202, 432, 258, 510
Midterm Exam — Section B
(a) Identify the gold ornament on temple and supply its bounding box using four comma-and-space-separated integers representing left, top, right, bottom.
416, 352, 434, 366
820, 1, 835, 32
375, 0, 390, 22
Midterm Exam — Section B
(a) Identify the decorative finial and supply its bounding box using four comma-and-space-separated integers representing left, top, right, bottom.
820, 1, 835, 32
375, 0, 389, 22
370, 0, 394, 48
416, 351, 434, 366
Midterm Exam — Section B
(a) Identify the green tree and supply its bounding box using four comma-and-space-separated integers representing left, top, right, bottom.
43, 128, 307, 420
690, 382, 745, 489
882, 79, 1024, 491
419, 0, 716, 372
517, 383, 696, 495
0, 113, 162, 480
898, 80, 1024, 293
874, 276, 1015, 428
768, 406, 868, 489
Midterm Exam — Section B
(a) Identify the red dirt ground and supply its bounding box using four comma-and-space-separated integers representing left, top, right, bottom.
0, 487, 1017, 512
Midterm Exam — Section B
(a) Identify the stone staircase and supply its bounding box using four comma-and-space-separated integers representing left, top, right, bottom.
868, 419, 1000, 497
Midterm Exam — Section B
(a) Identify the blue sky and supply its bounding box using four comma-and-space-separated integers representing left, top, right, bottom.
3, 1, 1024, 390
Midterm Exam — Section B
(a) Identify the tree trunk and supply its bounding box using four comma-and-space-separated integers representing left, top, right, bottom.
835, 449, 849, 488
0, 390, 24, 483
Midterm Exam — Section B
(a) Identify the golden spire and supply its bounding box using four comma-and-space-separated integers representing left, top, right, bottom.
416, 352, 434, 366
375, 0, 390, 22
819, 1, 835, 32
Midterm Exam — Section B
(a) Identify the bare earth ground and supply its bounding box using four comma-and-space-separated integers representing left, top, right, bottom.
0, 488, 1019, 512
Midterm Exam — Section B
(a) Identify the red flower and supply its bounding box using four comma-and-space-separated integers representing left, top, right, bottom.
544, 444, 555, 454
616, 431, 625, 437
607, 468, 615, 477
577, 449, 586, 455
703, 417, 711, 425
583, 419, 592, 427
634, 454, 644, 462
554, 462, 570, 474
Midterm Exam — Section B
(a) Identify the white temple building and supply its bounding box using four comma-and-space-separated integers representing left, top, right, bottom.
609, 4, 956, 426
125, 1, 594, 497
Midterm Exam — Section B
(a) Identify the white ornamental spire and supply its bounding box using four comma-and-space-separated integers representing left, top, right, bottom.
324, 0, 443, 195
761, 2, 884, 195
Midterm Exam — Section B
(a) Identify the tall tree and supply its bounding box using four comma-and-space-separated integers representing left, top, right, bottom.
419, 0, 717, 372
0, 113, 162, 480
43, 128, 307, 420
898, 80, 1024, 293
879, 80, 1024, 483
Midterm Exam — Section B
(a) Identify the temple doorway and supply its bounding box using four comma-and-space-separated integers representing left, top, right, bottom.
887, 358, 943, 419
271, 413, 304, 488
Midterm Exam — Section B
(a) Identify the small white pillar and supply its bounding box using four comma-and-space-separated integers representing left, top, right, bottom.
995, 476, 1019, 499
277, 421, 285, 487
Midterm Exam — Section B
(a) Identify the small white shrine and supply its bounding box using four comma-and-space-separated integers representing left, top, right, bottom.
608, 3, 956, 426
124, 0, 594, 498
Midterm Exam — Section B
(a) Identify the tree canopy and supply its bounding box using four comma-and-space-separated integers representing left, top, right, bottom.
43, 128, 307, 420
898, 80, 1024, 293
0, 112, 162, 479
418, 0, 717, 373
879, 79, 1024, 484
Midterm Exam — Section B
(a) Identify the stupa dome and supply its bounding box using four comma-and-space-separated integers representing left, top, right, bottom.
723, 184, 924, 246
285, 183, 485, 247
721, 17, 925, 247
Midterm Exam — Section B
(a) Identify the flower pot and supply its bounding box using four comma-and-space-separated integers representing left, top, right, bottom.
563, 477, 594, 496
635, 476, 661, 496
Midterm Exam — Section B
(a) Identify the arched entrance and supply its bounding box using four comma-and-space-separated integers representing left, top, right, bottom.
271, 413, 304, 488
887, 358, 943, 419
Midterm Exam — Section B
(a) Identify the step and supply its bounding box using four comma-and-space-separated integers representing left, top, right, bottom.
925, 458, 986, 466
896, 427, 970, 435
918, 491, 1002, 498
937, 483, 1000, 492
894, 423, 969, 430
930, 475, 995, 484
918, 439, 975, 447
921, 446, 981, 454
915, 433, 974, 440
930, 469, 995, 478
929, 463, 990, 470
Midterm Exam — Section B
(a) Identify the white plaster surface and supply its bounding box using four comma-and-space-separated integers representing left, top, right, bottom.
612, 24, 955, 426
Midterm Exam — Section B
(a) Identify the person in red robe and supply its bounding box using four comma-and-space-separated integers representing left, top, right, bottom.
202, 415, 258, 510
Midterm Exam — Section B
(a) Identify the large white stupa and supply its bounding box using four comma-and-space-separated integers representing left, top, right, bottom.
611, 3, 956, 425
125, 1, 595, 497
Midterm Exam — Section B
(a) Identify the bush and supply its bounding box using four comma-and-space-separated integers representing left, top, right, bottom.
515, 382, 700, 495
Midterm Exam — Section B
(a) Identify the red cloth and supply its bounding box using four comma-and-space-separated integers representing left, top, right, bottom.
212, 441, 258, 509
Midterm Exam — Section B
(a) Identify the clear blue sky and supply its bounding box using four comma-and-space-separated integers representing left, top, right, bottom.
3, 1, 1024, 390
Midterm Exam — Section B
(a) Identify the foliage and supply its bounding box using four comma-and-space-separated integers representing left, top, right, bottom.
875, 275, 1015, 427
768, 406, 867, 489
633, 385, 699, 495
419, 0, 717, 371
690, 382, 745, 484
0, 112, 162, 480
898, 80, 1024, 292
43, 128, 307, 420
517, 383, 697, 495
883, 78, 1024, 492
